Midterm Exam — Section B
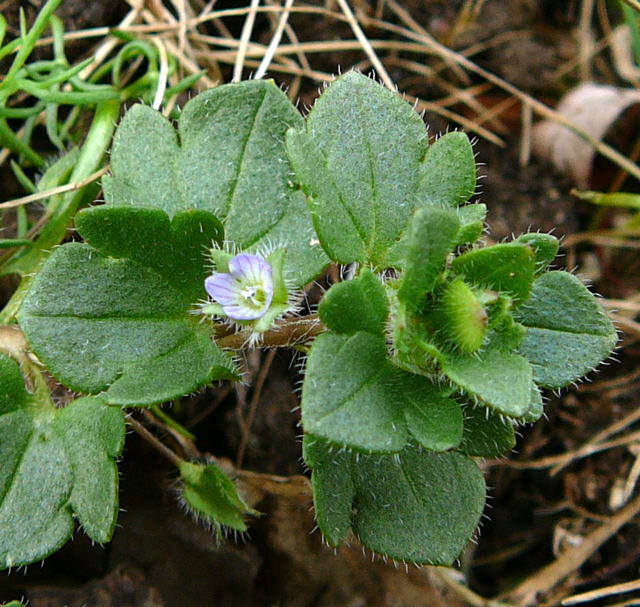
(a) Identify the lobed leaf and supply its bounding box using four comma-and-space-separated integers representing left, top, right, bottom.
75, 206, 223, 302
443, 344, 533, 417
303, 437, 354, 546
0, 354, 125, 570
301, 332, 406, 452
396, 206, 460, 310
451, 243, 536, 304
416, 131, 477, 208
52, 397, 125, 542
523, 384, 544, 423
102, 80, 327, 286
455, 203, 487, 245
19, 240, 236, 403
516, 233, 559, 275
458, 405, 516, 457
286, 71, 428, 267
401, 374, 463, 451
304, 436, 486, 565
302, 327, 467, 452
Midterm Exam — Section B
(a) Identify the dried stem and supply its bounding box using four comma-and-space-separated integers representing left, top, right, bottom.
506, 492, 640, 606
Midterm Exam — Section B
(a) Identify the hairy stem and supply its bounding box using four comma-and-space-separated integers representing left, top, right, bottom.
216, 313, 324, 349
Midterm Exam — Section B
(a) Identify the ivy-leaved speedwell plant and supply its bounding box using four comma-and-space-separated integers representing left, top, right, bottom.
1, 71, 616, 569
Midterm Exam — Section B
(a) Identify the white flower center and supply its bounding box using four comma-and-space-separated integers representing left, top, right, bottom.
240, 284, 268, 309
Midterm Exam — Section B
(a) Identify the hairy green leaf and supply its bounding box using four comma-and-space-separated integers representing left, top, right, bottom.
451, 243, 536, 304
455, 203, 487, 245
515, 271, 617, 388
459, 405, 516, 457
0, 353, 29, 415
516, 233, 559, 274
286, 71, 428, 266
318, 268, 388, 335
0, 354, 125, 570
397, 206, 460, 310
523, 384, 544, 423
416, 131, 476, 208
402, 375, 463, 451
443, 344, 533, 417
19, 241, 236, 403
301, 332, 406, 452
303, 436, 354, 546
76, 206, 223, 302
304, 436, 485, 565
52, 397, 125, 542
103, 80, 327, 285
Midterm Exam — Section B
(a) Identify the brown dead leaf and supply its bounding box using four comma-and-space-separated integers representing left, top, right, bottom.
532, 83, 640, 188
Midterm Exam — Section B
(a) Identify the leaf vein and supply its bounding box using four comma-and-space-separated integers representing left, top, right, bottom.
223, 87, 268, 219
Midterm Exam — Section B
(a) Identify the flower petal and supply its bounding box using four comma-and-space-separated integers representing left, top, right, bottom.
205, 273, 240, 307
229, 254, 273, 286
205, 253, 276, 321
223, 303, 266, 321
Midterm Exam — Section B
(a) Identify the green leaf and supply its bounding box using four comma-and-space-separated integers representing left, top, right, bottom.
303, 435, 354, 546
304, 437, 486, 565
516, 233, 559, 274
523, 384, 544, 423
19, 242, 236, 404
0, 354, 125, 569
459, 405, 516, 457
514, 271, 617, 388
443, 344, 533, 417
301, 332, 406, 452
0, 409, 73, 570
178, 461, 255, 534
455, 203, 487, 245
102, 80, 327, 286
318, 268, 388, 335
397, 206, 460, 310
52, 397, 125, 542
0, 353, 29, 415
75, 206, 223, 302
402, 375, 463, 451
416, 131, 476, 208
451, 243, 536, 304
286, 71, 428, 267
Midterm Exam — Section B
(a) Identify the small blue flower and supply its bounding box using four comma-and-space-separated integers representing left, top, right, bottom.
205, 253, 274, 320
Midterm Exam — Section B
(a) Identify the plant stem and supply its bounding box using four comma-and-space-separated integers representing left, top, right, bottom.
128, 416, 184, 466
216, 314, 324, 349
150, 404, 196, 440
